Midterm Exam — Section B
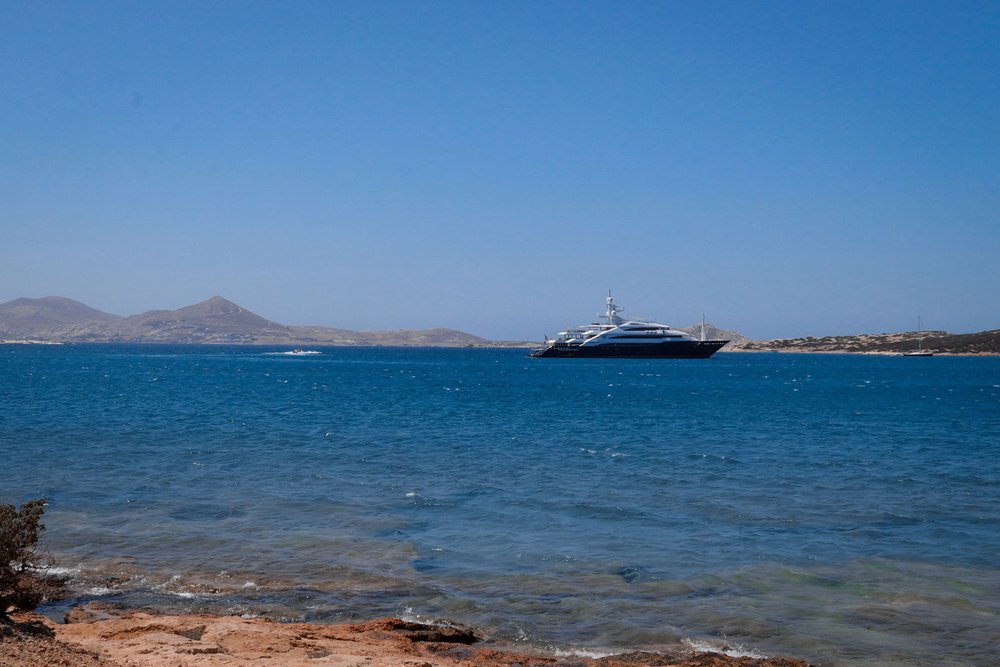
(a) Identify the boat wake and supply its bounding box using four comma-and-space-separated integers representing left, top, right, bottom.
265, 349, 323, 356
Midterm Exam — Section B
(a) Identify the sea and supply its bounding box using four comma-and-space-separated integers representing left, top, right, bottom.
2, 344, 998, 666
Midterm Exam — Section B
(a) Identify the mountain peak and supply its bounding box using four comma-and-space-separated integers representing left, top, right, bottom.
124, 297, 283, 333
184, 296, 246, 315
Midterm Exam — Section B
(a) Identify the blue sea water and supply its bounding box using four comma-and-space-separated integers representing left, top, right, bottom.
1, 344, 998, 665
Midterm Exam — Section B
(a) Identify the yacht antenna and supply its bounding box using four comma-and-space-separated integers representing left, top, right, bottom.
701, 314, 706, 341
604, 290, 624, 325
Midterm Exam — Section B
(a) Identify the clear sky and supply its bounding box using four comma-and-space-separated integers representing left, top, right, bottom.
2, 1, 998, 340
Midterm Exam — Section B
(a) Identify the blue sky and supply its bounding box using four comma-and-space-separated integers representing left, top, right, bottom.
2, 1, 998, 340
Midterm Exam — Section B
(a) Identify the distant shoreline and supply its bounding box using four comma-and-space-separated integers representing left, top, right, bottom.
0, 339, 536, 349
5, 295, 996, 354
0, 339, 63, 345
722, 348, 999, 357
4, 340, 997, 355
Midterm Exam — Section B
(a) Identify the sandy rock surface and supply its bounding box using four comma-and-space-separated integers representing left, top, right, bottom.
1, 605, 813, 667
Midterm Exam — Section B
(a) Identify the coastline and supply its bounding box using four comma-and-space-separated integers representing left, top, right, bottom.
722, 348, 1000, 356
5, 339, 996, 355
4, 605, 814, 667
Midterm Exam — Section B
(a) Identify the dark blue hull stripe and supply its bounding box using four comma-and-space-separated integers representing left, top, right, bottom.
530, 340, 728, 358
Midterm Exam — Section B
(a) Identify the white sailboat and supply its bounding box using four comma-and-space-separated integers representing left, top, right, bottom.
903, 316, 933, 356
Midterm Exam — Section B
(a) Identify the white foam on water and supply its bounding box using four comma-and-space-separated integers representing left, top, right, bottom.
85, 586, 114, 596
553, 647, 620, 659
242, 581, 257, 589
39, 565, 81, 576
682, 637, 768, 659
399, 606, 425, 624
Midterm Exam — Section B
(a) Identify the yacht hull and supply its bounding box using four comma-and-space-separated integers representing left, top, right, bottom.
530, 340, 728, 358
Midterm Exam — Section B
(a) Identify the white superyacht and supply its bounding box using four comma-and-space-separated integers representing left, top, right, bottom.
530, 292, 728, 358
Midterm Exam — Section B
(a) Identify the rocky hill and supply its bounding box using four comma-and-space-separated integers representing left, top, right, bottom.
108, 296, 294, 344
732, 329, 1000, 355
0, 296, 488, 347
0, 296, 122, 340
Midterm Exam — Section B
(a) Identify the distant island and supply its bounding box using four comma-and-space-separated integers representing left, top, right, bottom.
2, 296, 997, 354
729, 330, 1000, 356
0, 296, 494, 347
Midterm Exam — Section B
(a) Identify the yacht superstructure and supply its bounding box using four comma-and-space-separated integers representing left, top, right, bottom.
530, 292, 728, 358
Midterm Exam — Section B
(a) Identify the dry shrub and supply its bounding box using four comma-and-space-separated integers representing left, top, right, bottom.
0, 498, 47, 617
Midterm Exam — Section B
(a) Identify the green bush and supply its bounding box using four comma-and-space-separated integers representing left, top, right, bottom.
0, 498, 47, 616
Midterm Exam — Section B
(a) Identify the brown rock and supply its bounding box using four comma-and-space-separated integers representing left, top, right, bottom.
1, 605, 816, 667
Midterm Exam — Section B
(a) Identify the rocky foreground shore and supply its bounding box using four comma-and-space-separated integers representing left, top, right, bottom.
2, 604, 813, 667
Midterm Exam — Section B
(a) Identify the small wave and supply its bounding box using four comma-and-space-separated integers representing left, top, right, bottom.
39, 565, 82, 577
399, 606, 423, 624
682, 637, 767, 659
553, 647, 620, 659
265, 350, 322, 356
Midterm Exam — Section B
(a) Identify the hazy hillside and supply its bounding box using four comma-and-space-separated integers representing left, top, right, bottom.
286, 324, 489, 347
0, 296, 488, 347
0, 296, 122, 335
108, 296, 294, 343
0, 296, 121, 339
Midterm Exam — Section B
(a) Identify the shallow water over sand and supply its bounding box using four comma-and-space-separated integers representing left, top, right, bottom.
3, 345, 998, 665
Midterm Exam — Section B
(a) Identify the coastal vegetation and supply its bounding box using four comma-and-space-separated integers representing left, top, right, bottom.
732, 329, 1000, 355
0, 498, 47, 617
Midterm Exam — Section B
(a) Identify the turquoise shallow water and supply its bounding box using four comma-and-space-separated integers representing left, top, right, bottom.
2, 344, 998, 665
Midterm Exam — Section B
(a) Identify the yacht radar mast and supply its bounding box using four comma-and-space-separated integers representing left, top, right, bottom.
603, 290, 625, 326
